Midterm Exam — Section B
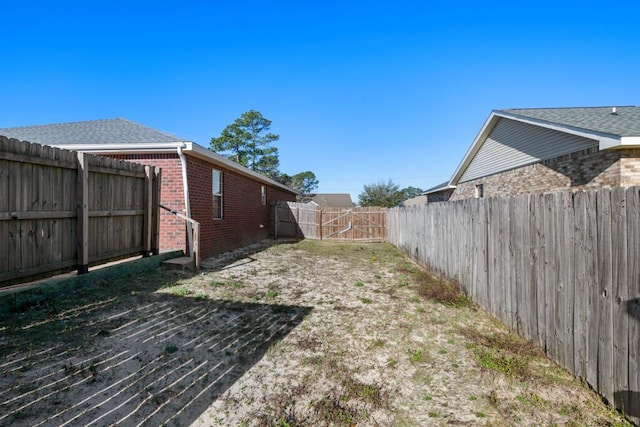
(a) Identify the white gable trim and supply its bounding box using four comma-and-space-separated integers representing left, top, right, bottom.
450, 111, 630, 186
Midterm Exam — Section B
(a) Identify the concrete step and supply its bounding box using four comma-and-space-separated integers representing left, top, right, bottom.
162, 256, 194, 271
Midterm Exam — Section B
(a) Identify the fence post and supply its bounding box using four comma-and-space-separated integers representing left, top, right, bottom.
151, 167, 161, 255
274, 201, 279, 239
76, 152, 89, 274
143, 165, 153, 257
192, 221, 200, 271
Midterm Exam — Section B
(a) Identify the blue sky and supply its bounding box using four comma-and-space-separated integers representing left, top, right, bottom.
2, 1, 640, 201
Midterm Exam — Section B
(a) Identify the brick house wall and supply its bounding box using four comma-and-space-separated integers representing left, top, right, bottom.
426, 189, 454, 203
111, 152, 296, 259
450, 147, 640, 201
185, 154, 295, 258
111, 153, 187, 253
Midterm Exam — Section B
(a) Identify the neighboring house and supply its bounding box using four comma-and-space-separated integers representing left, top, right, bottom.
0, 118, 297, 259
305, 193, 355, 208
422, 181, 455, 203
427, 106, 640, 201
398, 195, 428, 207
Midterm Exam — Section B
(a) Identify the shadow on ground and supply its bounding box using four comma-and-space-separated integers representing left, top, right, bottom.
0, 267, 311, 426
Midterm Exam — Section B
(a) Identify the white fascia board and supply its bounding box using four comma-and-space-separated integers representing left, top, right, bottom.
619, 136, 640, 147
423, 184, 456, 195
50, 142, 187, 153
184, 143, 298, 195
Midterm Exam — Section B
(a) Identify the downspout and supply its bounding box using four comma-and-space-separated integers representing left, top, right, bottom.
177, 145, 194, 256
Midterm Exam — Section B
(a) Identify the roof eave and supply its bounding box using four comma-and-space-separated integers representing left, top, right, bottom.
185, 143, 298, 195
449, 110, 635, 186
51, 141, 297, 195
423, 184, 456, 195
449, 111, 502, 186
49, 142, 188, 152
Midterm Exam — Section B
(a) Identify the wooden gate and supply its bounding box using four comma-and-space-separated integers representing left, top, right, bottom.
272, 202, 386, 242
320, 207, 387, 241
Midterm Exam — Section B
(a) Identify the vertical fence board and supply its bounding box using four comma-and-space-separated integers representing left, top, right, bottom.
597, 189, 614, 404
573, 191, 588, 379
562, 192, 575, 375
611, 187, 629, 413
626, 187, 640, 424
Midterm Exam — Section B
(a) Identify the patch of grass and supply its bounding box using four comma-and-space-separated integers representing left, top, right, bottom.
266, 290, 280, 299
167, 286, 191, 297
387, 358, 397, 368
353, 281, 365, 288
414, 272, 472, 307
474, 348, 527, 377
458, 327, 542, 358
397, 277, 410, 287
194, 293, 208, 301
410, 349, 431, 364
368, 338, 385, 349
360, 297, 372, 304
342, 378, 387, 408
312, 395, 361, 424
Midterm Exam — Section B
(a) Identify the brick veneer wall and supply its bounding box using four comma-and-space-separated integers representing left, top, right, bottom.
110, 152, 296, 258
185, 154, 295, 259
450, 147, 640, 201
110, 153, 187, 253
621, 149, 640, 186
426, 189, 454, 203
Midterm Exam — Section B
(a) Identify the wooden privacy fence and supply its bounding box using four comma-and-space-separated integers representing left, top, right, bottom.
272, 201, 387, 242
0, 136, 161, 287
387, 187, 640, 424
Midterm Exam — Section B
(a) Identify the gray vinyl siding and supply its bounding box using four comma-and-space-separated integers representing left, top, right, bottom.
459, 118, 598, 183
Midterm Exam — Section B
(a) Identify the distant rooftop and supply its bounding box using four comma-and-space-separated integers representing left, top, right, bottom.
0, 118, 187, 145
306, 193, 355, 208
498, 106, 640, 137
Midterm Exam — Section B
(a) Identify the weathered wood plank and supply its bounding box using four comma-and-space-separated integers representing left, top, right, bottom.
585, 189, 599, 389
596, 188, 614, 404
572, 191, 588, 380
611, 187, 629, 414
625, 187, 640, 424
77, 153, 89, 274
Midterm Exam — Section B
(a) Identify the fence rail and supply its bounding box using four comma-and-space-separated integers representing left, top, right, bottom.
0, 136, 161, 287
387, 187, 640, 424
272, 202, 387, 241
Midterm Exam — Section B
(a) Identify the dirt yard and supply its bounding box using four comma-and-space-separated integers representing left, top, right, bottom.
0, 239, 630, 426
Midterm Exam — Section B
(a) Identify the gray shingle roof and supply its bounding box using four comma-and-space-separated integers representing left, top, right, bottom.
498, 106, 640, 137
306, 193, 355, 208
423, 180, 452, 194
0, 118, 187, 145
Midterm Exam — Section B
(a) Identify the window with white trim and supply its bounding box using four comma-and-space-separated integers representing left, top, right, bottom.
475, 183, 484, 199
212, 169, 223, 219
261, 185, 266, 206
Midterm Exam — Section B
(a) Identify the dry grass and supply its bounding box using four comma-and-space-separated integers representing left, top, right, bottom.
0, 239, 631, 427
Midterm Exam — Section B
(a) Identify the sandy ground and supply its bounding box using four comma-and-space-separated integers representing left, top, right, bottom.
0, 239, 630, 426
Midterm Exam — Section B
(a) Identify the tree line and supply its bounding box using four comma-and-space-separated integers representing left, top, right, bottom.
210, 110, 423, 206
210, 110, 319, 195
